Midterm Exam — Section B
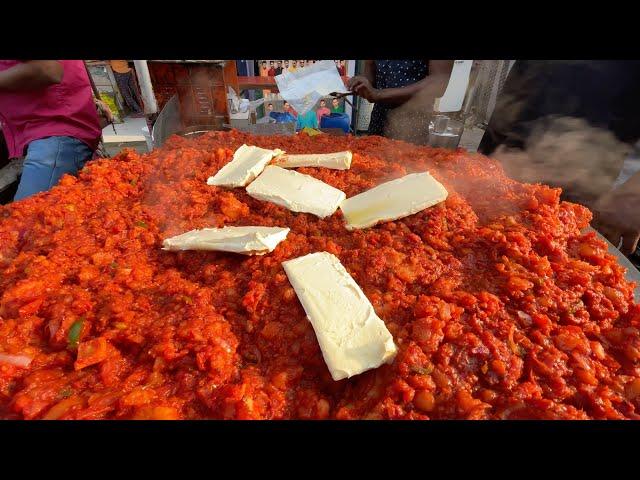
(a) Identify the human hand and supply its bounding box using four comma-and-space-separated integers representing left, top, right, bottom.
347, 76, 380, 103
95, 98, 114, 123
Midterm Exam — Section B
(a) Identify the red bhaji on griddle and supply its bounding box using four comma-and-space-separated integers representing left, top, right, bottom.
0, 130, 638, 420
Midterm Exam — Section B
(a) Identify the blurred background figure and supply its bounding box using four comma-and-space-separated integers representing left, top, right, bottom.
283, 101, 297, 118
275, 61, 283, 75
0, 60, 101, 201
258, 60, 271, 99
259, 60, 269, 77
268, 61, 276, 77
109, 60, 144, 117
288, 61, 297, 73
330, 97, 342, 113
337, 60, 346, 76
316, 99, 331, 125
348, 60, 454, 144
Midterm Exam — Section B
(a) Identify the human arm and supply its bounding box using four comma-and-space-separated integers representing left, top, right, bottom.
0, 61, 63, 91
348, 60, 454, 106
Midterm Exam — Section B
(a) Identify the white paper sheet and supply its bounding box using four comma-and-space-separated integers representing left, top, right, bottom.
274, 60, 348, 115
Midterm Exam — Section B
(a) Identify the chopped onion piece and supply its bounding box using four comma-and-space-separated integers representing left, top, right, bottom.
516, 310, 532, 323
0, 353, 33, 368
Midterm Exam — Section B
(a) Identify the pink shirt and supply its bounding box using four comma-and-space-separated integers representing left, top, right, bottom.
316, 107, 331, 125
0, 60, 101, 158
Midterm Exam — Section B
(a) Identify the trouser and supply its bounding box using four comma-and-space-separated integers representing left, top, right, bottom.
14, 136, 94, 201
114, 71, 143, 114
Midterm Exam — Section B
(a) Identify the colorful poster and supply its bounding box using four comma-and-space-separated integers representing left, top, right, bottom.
258, 60, 349, 126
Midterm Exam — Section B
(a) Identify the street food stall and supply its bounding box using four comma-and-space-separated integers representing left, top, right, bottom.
147, 60, 353, 146
1, 60, 640, 420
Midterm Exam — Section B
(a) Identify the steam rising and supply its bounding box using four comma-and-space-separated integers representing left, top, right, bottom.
478, 61, 640, 210
375, 61, 634, 213
492, 117, 631, 208
382, 73, 451, 145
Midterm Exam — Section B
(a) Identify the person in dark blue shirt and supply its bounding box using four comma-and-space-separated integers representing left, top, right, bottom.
348, 60, 453, 144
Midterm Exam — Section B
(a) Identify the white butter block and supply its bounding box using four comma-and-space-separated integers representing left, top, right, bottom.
282, 251, 397, 381
246, 165, 346, 219
340, 172, 448, 230
162, 226, 290, 255
273, 151, 352, 170
207, 144, 285, 188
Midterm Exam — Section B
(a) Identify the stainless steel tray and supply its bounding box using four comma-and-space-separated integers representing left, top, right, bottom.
589, 227, 640, 303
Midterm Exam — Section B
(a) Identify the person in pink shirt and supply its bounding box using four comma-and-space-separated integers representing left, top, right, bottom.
316, 99, 331, 126
0, 60, 101, 201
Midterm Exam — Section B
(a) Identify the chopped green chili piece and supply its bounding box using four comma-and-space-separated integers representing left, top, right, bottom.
67, 318, 84, 349
60, 387, 73, 398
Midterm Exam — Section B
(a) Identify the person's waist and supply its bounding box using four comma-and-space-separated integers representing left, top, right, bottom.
8, 123, 100, 156
11, 117, 99, 136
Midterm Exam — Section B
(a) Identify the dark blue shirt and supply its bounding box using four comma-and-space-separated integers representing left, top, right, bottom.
368, 60, 429, 140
